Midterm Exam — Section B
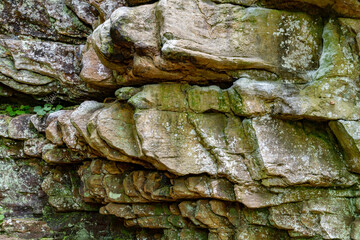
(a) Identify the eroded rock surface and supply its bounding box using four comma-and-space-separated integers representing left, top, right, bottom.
1, 0, 360, 239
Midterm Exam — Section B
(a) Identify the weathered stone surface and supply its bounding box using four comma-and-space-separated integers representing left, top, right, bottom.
8, 115, 38, 140
330, 120, 360, 174
0, 39, 102, 101
2, 218, 51, 239
244, 117, 357, 187
129, 84, 188, 111
0, 57, 54, 86
234, 183, 360, 208
70, 101, 105, 142
24, 137, 47, 157
0, 138, 25, 159
135, 109, 217, 175
258, 0, 360, 18
188, 113, 253, 185
0, 115, 11, 138
351, 218, 360, 240
101, 203, 136, 219
45, 119, 64, 146
42, 167, 98, 212
80, 44, 116, 88
42, 147, 85, 164
212, 1, 360, 18
0, 0, 91, 43
78, 159, 237, 203
96, 102, 142, 158
65, 0, 99, 27
187, 85, 230, 113
0, 158, 47, 217
29, 115, 47, 133
229, 76, 360, 120
57, 110, 86, 151
2, 0, 360, 239
269, 198, 354, 239
89, 0, 125, 21
115, 86, 142, 100
92, 0, 322, 85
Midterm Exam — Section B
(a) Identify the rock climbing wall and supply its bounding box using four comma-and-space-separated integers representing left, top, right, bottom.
1, 0, 360, 239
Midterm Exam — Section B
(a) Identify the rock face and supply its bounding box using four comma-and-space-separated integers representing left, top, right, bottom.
92, 0, 323, 84
1, 0, 360, 239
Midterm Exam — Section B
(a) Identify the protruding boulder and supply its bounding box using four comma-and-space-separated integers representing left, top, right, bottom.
92, 0, 322, 84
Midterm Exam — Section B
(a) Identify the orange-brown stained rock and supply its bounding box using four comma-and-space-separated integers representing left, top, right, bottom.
80, 45, 116, 88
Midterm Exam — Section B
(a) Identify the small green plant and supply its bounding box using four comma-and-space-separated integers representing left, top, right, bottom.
0, 103, 63, 117
5, 105, 30, 116
0, 206, 6, 225
33, 104, 63, 116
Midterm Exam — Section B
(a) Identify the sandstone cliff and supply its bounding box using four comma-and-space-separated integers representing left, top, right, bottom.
1, 0, 360, 239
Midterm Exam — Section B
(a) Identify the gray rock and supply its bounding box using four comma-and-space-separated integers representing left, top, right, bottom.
8, 115, 38, 140
30, 115, 48, 133
330, 120, 360, 174
42, 168, 98, 211
24, 137, 48, 157
0, 39, 101, 101
0, 0, 91, 43
65, 0, 99, 27
89, 0, 126, 21
0, 115, 11, 138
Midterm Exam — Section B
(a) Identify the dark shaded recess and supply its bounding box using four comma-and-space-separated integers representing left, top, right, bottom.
42, 205, 139, 240
0, 94, 75, 108
258, 0, 335, 17
109, 26, 136, 65
126, 0, 159, 7
0, 95, 45, 106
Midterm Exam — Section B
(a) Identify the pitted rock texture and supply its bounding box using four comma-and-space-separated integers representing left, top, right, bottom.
1, 0, 360, 239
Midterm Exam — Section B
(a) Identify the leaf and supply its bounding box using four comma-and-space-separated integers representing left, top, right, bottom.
15, 110, 25, 115
55, 105, 63, 111
5, 106, 12, 112
37, 109, 47, 116
34, 106, 46, 116
43, 104, 52, 111
20, 105, 30, 110
33, 106, 42, 112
